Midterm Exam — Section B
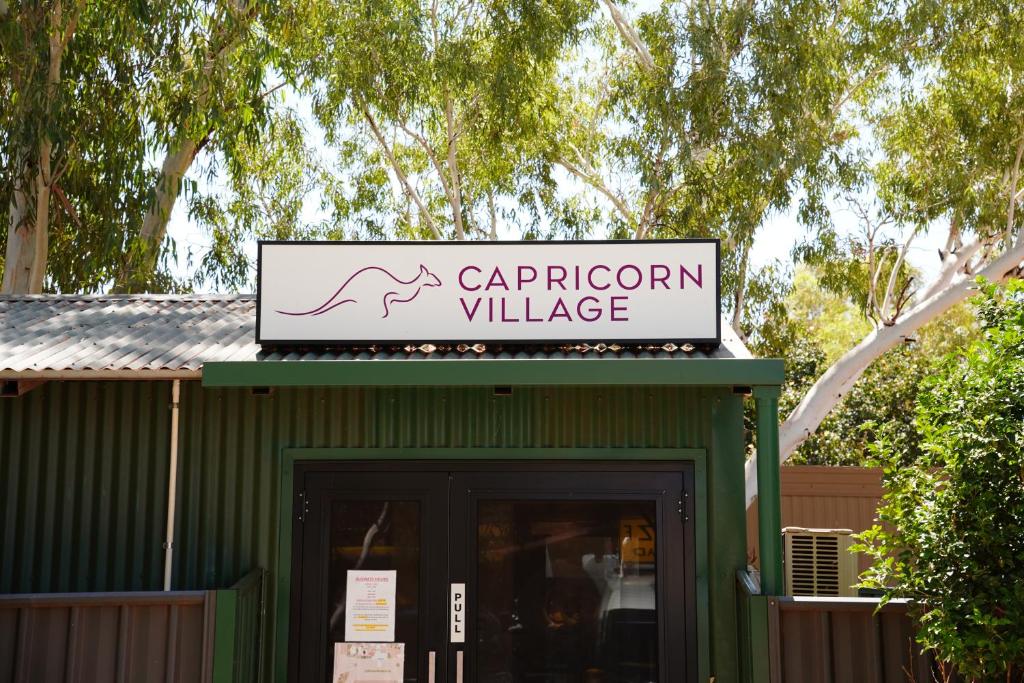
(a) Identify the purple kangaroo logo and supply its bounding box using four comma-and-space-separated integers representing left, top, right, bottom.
276, 264, 441, 319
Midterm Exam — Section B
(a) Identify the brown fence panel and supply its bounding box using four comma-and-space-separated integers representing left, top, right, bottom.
766, 597, 956, 683
748, 466, 884, 574
0, 591, 214, 683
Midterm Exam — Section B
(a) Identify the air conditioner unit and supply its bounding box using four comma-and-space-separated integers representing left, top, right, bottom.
783, 527, 858, 597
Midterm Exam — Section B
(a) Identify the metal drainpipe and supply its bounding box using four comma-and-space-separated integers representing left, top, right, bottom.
163, 379, 181, 591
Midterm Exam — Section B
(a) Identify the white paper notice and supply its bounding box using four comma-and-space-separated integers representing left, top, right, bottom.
333, 642, 404, 683
344, 570, 398, 642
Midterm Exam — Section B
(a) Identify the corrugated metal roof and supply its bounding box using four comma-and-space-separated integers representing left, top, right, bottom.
0, 295, 751, 378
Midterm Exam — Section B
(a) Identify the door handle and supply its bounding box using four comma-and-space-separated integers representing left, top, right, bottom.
428, 651, 436, 683
456, 650, 463, 683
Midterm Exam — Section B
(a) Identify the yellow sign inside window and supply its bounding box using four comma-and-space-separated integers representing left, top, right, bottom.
619, 517, 656, 562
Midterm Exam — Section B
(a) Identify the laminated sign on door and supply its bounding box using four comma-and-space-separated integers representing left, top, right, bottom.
344, 570, 397, 642
450, 583, 465, 643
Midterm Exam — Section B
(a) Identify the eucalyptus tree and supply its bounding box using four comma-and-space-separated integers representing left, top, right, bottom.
742, 0, 1024, 505
549, 0, 881, 334
278, 0, 597, 241
0, 0, 276, 294
187, 107, 333, 291
0, 0, 138, 293
113, 0, 278, 293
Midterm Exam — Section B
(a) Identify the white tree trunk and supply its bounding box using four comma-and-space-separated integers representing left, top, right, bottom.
114, 139, 197, 291
112, 2, 255, 291
1, 2, 67, 294
1, 163, 44, 294
743, 240, 1024, 506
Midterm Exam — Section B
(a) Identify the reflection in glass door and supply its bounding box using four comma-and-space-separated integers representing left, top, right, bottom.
292, 472, 449, 683
291, 465, 694, 683
475, 500, 660, 683
325, 500, 422, 677
452, 469, 694, 683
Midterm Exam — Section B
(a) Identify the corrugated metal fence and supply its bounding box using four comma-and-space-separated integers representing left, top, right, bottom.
0, 568, 266, 683
747, 465, 884, 573
737, 572, 961, 683
0, 590, 214, 683
767, 597, 937, 682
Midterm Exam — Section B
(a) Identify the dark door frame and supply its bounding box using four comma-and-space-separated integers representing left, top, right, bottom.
287, 459, 698, 683
289, 470, 450, 683
274, 446, 712, 683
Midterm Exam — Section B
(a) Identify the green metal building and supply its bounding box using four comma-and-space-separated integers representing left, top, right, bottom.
0, 293, 784, 683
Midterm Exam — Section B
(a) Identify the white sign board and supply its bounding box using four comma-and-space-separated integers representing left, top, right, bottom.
450, 582, 465, 643
344, 570, 397, 642
257, 240, 720, 345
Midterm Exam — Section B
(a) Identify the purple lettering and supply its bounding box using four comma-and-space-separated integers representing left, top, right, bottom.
460, 297, 482, 321
577, 296, 602, 322
525, 297, 543, 322
680, 264, 703, 288
458, 265, 482, 291
517, 266, 537, 290
486, 267, 509, 291
587, 264, 611, 290
617, 265, 642, 290
547, 265, 567, 290
500, 298, 520, 322
650, 264, 670, 289
611, 296, 629, 321
548, 297, 572, 321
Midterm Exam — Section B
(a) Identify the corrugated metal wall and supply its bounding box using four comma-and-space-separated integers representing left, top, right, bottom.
0, 382, 170, 593
1, 380, 736, 680
171, 382, 717, 590
747, 466, 883, 574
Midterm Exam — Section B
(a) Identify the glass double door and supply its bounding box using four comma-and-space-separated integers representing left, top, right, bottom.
290, 464, 695, 683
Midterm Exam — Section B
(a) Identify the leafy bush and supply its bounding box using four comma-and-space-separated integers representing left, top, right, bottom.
856, 280, 1024, 681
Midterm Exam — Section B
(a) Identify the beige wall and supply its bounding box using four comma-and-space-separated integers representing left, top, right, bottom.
747, 465, 884, 574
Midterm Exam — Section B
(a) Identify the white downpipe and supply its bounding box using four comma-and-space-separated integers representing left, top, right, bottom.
163, 379, 181, 591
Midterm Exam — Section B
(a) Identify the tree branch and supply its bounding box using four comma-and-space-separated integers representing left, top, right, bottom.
880, 229, 916, 323
732, 240, 749, 337
362, 106, 442, 240
1008, 135, 1024, 246
444, 97, 466, 240
397, 121, 456, 212
744, 234, 1024, 507
920, 235, 983, 301
557, 155, 637, 228
601, 0, 655, 72
487, 190, 497, 240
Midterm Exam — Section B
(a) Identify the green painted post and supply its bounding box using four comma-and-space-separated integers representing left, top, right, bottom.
213, 588, 239, 683
753, 386, 783, 596
747, 593, 771, 683
709, 391, 746, 683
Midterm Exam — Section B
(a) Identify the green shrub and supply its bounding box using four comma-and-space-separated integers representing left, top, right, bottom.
855, 280, 1024, 681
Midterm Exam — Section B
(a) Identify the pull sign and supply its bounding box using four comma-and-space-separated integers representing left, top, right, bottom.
450, 583, 465, 643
